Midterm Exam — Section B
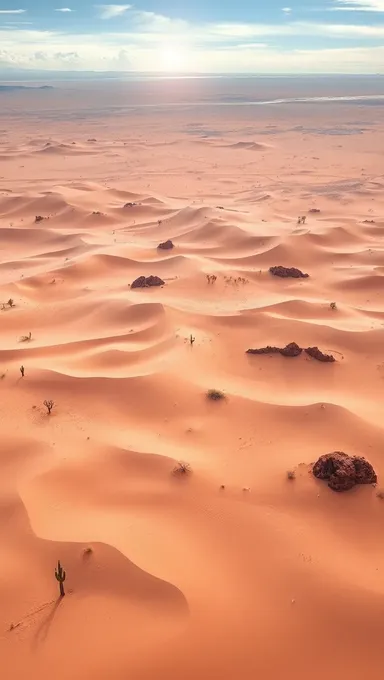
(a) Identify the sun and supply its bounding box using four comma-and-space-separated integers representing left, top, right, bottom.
158, 45, 188, 73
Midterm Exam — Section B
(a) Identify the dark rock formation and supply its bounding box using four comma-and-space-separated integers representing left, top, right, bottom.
131, 275, 165, 289
309, 208, 321, 213
269, 266, 309, 279
363, 219, 375, 224
35, 215, 44, 223
313, 451, 377, 492
247, 346, 281, 355
124, 202, 138, 208
157, 240, 174, 250
280, 342, 302, 357
247, 342, 302, 357
305, 347, 335, 363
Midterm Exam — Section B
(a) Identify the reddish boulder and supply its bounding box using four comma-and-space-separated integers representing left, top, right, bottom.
131, 276, 146, 289
313, 451, 377, 492
305, 347, 335, 363
269, 266, 309, 279
158, 240, 174, 250
131, 275, 165, 289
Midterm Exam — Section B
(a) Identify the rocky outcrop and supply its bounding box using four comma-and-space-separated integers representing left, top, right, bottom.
157, 240, 174, 250
308, 208, 321, 213
269, 266, 309, 279
247, 346, 281, 355
131, 275, 165, 289
246, 342, 302, 357
247, 343, 336, 362
305, 347, 335, 363
313, 452, 377, 492
280, 342, 302, 357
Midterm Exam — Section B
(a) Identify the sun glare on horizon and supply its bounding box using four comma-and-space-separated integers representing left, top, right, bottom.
157, 44, 190, 73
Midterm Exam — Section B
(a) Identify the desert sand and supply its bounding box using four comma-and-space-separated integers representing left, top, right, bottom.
1, 77, 384, 680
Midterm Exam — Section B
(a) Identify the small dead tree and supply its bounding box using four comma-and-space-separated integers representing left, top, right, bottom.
173, 461, 191, 476
43, 399, 54, 415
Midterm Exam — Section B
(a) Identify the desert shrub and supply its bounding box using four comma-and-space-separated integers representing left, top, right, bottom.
43, 399, 54, 414
207, 389, 225, 401
173, 461, 191, 475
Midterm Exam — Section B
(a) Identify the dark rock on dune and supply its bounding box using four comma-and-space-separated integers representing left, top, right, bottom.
308, 208, 321, 213
313, 451, 377, 492
269, 266, 309, 279
157, 240, 174, 250
131, 276, 146, 289
363, 219, 375, 224
247, 346, 281, 355
131, 275, 165, 289
124, 202, 138, 208
280, 342, 302, 357
35, 215, 44, 223
247, 342, 302, 357
145, 275, 164, 287
305, 347, 335, 362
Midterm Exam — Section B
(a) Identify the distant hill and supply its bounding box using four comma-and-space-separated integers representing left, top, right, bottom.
0, 85, 54, 92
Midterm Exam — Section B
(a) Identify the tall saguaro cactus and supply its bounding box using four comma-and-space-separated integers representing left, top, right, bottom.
55, 560, 66, 597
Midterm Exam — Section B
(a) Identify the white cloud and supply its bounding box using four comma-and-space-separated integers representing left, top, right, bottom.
1, 12, 384, 72
96, 4, 132, 19
332, 0, 384, 10
55, 7, 74, 12
282, 7, 292, 13
0, 9, 26, 13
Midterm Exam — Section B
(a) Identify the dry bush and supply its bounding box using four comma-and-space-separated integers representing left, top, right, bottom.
207, 389, 225, 401
43, 399, 55, 415
287, 470, 296, 480
173, 461, 191, 475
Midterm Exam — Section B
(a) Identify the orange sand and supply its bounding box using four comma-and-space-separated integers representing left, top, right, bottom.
1, 84, 384, 680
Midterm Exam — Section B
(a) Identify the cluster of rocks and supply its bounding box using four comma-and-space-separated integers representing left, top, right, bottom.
313, 452, 377, 492
131, 275, 165, 289
246, 343, 335, 362
247, 342, 302, 357
269, 266, 309, 279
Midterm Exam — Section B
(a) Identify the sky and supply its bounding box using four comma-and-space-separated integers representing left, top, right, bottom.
0, 0, 384, 73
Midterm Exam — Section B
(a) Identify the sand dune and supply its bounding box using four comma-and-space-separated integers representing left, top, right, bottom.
1, 83, 384, 680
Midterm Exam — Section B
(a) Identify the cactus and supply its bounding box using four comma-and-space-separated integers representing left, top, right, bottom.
55, 560, 66, 597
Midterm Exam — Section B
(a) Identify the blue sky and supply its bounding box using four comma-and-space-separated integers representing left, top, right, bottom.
0, 0, 384, 72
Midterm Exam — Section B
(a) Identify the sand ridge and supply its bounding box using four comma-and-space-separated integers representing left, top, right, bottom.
1, 87, 384, 679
